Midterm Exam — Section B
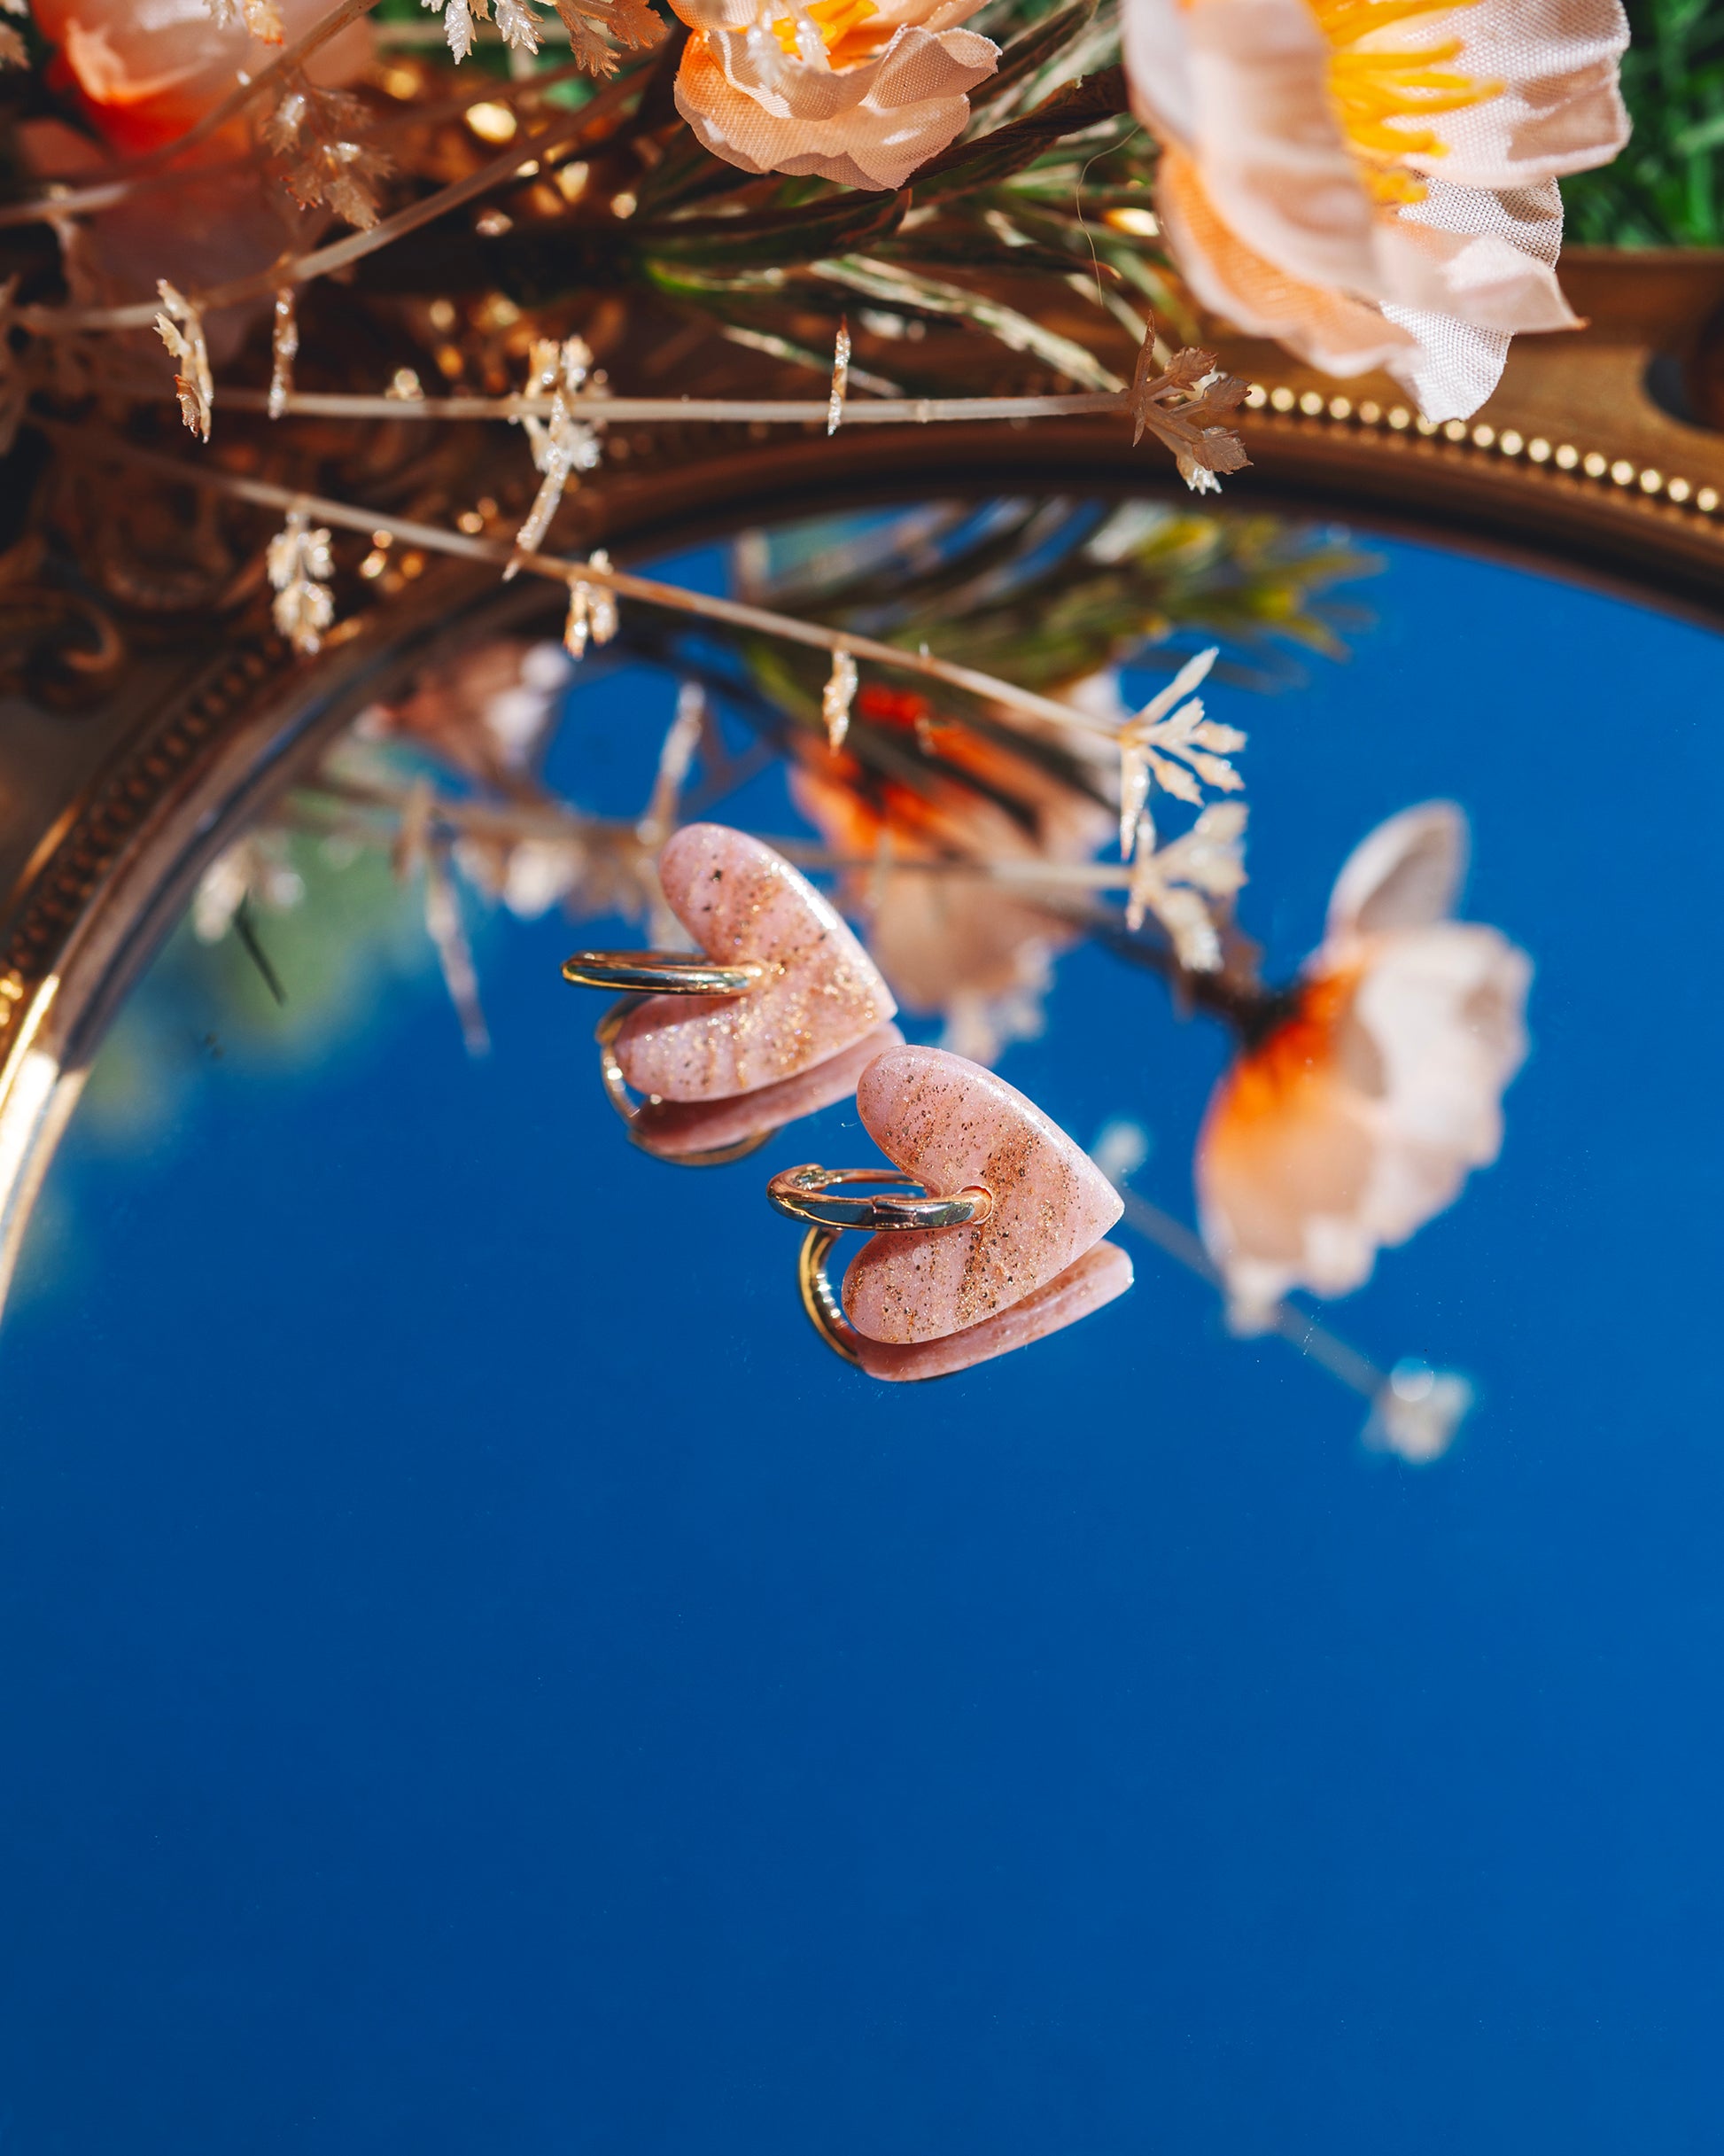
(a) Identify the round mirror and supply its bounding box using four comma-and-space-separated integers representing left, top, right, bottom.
2, 475, 1719, 2151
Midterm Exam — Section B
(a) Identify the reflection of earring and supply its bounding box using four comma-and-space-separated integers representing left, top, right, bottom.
770, 1044, 1133, 1380
566, 822, 899, 1165
597, 1003, 902, 1165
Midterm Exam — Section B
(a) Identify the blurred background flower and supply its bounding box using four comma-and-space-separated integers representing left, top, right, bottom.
19, 0, 377, 327
27, 0, 371, 153
1196, 799, 1531, 1330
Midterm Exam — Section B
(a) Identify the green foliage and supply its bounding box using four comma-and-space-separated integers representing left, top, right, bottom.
1563, 0, 1724, 245
752, 500, 1379, 695
480, 11, 1170, 389
715, 501, 1378, 830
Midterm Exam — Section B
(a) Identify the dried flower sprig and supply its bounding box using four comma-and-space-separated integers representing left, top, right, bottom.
1124, 802, 1248, 969
263, 74, 394, 230
509, 337, 602, 572
1129, 331, 1251, 495
563, 550, 618, 658
389, 774, 493, 1053
822, 647, 858, 750
827, 319, 850, 438
423, 837, 491, 1054
640, 681, 708, 850
1117, 648, 1246, 853
423, 0, 664, 72
268, 287, 298, 420
267, 505, 336, 653
153, 280, 213, 441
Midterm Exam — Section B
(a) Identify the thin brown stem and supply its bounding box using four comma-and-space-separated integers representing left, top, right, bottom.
0, 154, 260, 230
1107, 1184, 1388, 1399
299, 780, 1145, 883
136, 384, 1128, 426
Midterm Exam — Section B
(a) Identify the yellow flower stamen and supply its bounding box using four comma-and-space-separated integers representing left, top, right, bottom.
1309, 0, 1502, 206
771, 0, 881, 65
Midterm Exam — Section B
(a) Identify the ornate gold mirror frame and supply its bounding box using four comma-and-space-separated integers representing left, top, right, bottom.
4, 246, 1722, 1312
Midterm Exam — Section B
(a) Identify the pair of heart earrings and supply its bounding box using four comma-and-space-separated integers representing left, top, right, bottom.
564, 823, 1132, 1382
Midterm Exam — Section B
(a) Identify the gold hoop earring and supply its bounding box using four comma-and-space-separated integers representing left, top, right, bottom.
771, 1043, 1133, 1382
767, 1164, 995, 1233
563, 952, 765, 996
563, 821, 899, 1166
594, 995, 773, 1167
796, 1226, 858, 1366
771, 1166, 996, 1376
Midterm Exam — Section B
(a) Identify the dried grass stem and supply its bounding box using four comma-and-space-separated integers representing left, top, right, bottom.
43, 424, 1133, 745
187, 385, 1128, 425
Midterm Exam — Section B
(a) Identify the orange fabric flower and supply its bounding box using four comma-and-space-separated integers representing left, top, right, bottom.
668, 0, 997, 190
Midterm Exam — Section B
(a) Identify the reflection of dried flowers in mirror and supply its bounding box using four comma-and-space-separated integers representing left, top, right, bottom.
267, 504, 337, 650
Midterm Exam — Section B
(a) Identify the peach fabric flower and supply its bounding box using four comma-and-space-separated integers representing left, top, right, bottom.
669, 0, 998, 191
1122, 0, 1630, 418
1196, 801, 1529, 1327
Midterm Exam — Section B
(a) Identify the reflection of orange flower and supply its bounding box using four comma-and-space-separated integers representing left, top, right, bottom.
789, 686, 1114, 1062
1196, 802, 1528, 1326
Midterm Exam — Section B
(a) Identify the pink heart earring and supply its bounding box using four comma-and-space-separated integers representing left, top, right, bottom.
769, 1044, 1133, 1380
563, 822, 901, 1165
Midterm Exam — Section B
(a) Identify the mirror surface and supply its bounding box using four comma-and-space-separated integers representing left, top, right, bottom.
2, 498, 1720, 2156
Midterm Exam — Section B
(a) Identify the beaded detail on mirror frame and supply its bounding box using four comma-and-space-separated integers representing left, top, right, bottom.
1242, 381, 1722, 518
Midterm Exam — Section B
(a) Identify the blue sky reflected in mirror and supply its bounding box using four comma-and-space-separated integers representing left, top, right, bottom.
1, 513, 1720, 2156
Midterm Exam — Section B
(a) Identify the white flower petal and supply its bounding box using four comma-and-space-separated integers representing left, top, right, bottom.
1324, 801, 1468, 944
1410, 0, 1631, 189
